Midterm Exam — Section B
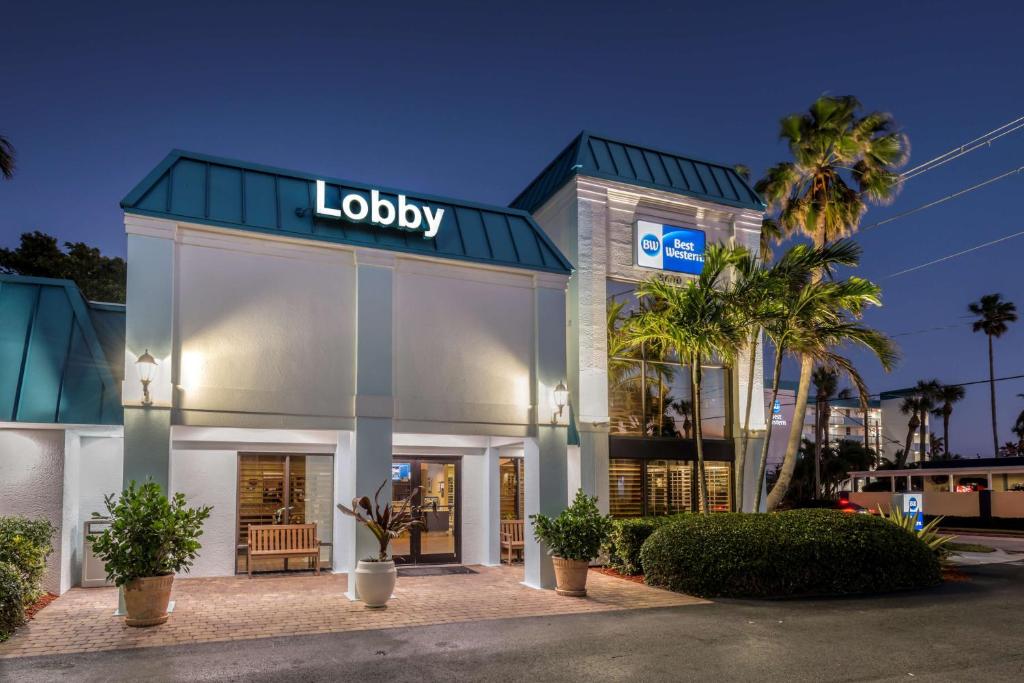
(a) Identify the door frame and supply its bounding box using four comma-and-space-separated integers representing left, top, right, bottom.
391, 456, 462, 565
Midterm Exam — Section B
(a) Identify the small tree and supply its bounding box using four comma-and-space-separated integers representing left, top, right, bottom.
531, 490, 612, 561
88, 481, 212, 587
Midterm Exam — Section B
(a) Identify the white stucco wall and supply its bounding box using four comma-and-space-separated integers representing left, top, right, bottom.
0, 429, 65, 594
169, 447, 238, 577
174, 231, 357, 421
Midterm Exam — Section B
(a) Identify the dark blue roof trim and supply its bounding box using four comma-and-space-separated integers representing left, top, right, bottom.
510, 131, 766, 214
0, 275, 124, 425
122, 150, 573, 276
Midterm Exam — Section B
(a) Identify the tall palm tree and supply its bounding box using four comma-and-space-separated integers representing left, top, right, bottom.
0, 134, 14, 180
914, 379, 941, 461
730, 248, 784, 509
931, 383, 966, 457
754, 240, 898, 511
629, 245, 745, 513
969, 294, 1018, 456
899, 396, 922, 468
755, 96, 907, 498
811, 366, 840, 499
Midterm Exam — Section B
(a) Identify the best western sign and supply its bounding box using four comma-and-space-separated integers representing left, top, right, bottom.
635, 220, 705, 275
315, 179, 444, 238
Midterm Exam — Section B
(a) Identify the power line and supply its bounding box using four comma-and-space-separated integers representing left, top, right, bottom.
860, 165, 1024, 232
897, 115, 1024, 183
882, 228, 1024, 279
767, 372, 1024, 409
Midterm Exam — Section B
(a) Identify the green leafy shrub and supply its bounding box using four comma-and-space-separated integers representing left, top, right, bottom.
88, 480, 212, 587
606, 515, 687, 575
878, 506, 953, 560
0, 561, 28, 642
531, 489, 613, 561
0, 516, 55, 604
640, 509, 941, 598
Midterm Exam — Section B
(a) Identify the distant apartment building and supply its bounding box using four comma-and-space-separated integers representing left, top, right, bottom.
763, 383, 928, 481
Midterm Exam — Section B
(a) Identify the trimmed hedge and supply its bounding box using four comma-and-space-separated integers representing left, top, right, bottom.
0, 516, 55, 642
639, 510, 942, 598
606, 515, 687, 575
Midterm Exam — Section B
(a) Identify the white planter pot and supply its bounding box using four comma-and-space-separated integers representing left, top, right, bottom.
355, 560, 396, 608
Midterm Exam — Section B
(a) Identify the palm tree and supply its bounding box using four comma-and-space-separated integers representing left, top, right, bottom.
730, 248, 784, 509
913, 379, 941, 461
629, 245, 745, 513
811, 366, 842, 499
755, 96, 908, 249
931, 383, 966, 457
899, 396, 922, 468
755, 96, 907, 503
754, 241, 898, 511
0, 134, 14, 180
969, 294, 1018, 456
1014, 394, 1024, 450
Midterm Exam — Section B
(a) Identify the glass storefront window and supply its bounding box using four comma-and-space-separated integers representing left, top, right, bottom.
702, 463, 732, 513
607, 280, 730, 441
609, 459, 643, 517
698, 367, 728, 439
610, 457, 732, 517
646, 460, 692, 515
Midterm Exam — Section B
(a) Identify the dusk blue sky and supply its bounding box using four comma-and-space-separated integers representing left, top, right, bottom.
2, 1, 1022, 456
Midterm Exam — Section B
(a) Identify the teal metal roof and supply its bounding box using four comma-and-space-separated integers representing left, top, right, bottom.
122, 150, 572, 275
510, 131, 766, 214
0, 275, 124, 425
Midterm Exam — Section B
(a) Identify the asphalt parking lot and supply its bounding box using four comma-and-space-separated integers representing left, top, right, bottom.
3, 562, 1022, 683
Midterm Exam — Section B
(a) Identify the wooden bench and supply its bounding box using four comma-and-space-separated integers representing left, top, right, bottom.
246, 524, 320, 577
500, 519, 525, 565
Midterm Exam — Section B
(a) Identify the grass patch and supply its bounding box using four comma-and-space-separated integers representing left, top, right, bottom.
947, 542, 997, 553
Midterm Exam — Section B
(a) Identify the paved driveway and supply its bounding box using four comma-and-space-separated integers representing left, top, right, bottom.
3, 562, 1022, 682
0, 566, 703, 658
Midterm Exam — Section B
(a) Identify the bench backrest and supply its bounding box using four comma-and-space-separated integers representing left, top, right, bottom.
500, 519, 524, 542
248, 523, 318, 551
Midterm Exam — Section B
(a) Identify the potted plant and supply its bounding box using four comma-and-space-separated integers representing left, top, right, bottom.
337, 480, 421, 608
531, 489, 613, 597
88, 480, 212, 627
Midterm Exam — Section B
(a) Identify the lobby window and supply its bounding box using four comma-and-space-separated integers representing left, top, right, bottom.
609, 457, 732, 517
607, 280, 730, 439
609, 459, 643, 517
499, 457, 523, 520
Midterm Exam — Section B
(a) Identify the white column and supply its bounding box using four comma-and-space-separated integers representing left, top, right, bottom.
344, 256, 395, 600
123, 218, 176, 490
523, 277, 569, 590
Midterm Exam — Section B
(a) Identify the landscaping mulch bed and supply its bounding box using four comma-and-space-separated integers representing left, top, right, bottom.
942, 567, 971, 583
593, 567, 646, 585
25, 593, 58, 620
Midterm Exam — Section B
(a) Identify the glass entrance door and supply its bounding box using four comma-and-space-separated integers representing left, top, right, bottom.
391, 458, 460, 564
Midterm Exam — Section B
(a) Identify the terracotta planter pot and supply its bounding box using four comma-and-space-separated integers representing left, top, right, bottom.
552, 557, 590, 597
355, 560, 396, 608
124, 574, 174, 627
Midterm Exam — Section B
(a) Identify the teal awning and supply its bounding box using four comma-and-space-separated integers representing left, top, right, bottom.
122, 150, 573, 276
511, 131, 766, 214
0, 275, 123, 425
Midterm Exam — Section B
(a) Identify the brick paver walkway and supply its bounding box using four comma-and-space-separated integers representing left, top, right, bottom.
0, 566, 705, 658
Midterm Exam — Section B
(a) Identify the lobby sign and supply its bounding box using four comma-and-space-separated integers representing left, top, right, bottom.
635, 220, 705, 275
315, 179, 444, 238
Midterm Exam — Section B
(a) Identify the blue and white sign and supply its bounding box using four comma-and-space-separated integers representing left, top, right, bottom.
635, 220, 706, 275
903, 493, 924, 531
772, 400, 782, 415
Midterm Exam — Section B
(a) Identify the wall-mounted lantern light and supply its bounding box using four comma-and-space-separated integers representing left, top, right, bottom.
136, 349, 158, 406
553, 381, 569, 420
